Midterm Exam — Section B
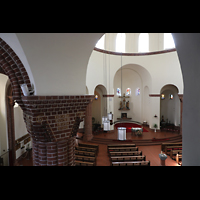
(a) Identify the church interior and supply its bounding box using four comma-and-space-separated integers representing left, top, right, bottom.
0, 33, 199, 166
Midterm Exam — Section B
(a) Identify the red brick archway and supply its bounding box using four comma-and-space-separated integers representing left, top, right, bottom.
0, 38, 32, 110
0, 37, 94, 166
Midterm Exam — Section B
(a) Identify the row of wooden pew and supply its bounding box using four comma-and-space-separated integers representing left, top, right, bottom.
107, 143, 150, 166
75, 143, 99, 166
161, 142, 182, 164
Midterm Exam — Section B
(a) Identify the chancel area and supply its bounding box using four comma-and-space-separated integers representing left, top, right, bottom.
0, 33, 200, 166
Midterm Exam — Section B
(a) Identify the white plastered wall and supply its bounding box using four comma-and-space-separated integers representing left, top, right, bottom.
86, 50, 183, 129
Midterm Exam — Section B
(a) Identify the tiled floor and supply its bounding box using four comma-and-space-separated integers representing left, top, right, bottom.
78, 141, 179, 166
18, 127, 181, 166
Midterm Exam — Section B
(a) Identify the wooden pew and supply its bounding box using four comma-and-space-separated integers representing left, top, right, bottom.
75, 155, 96, 165
109, 151, 142, 157
75, 150, 96, 157
161, 142, 182, 152
165, 146, 182, 155
108, 146, 138, 152
112, 160, 150, 166
79, 143, 99, 153
75, 160, 95, 166
75, 146, 98, 155
107, 143, 136, 148
170, 150, 182, 160
110, 155, 146, 162
176, 154, 182, 164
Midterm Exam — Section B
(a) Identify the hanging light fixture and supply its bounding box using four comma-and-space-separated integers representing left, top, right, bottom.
107, 34, 113, 124
117, 33, 126, 140
102, 50, 110, 132
20, 84, 30, 96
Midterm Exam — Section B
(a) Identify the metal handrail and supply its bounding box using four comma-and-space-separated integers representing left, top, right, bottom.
0, 150, 10, 158
114, 120, 142, 125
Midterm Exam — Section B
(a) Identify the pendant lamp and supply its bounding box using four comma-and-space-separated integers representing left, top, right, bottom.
117, 41, 126, 140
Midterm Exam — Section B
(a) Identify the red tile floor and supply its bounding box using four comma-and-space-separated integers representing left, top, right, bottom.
78, 126, 181, 166
18, 127, 181, 166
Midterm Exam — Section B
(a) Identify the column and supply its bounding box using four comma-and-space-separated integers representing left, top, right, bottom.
83, 101, 93, 141
178, 94, 183, 135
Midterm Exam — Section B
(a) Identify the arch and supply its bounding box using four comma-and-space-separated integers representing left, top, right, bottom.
92, 84, 107, 125
94, 84, 107, 95
95, 34, 105, 49
0, 38, 32, 166
160, 84, 180, 127
6, 83, 16, 166
160, 84, 179, 94
0, 37, 32, 110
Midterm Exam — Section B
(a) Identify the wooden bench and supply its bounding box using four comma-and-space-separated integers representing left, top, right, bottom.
75, 150, 96, 157
109, 151, 142, 157
75, 160, 95, 166
79, 143, 99, 153
161, 142, 182, 152
112, 160, 150, 166
170, 150, 182, 160
110, 155, 146, 162
176, 154, 182, 164
107, 143, 136, 148
108, 146, 138, 152
75, 146, 98, 155
75, 155, 96, 165
165, 146, 182, 155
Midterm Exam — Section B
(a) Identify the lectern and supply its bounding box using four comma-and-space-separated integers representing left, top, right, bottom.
118, 127, 126, 140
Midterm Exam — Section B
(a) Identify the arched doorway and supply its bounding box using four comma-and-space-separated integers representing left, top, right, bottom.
160, 84, 180, 130
0, 37, 32, 166
92, 85, 107, 126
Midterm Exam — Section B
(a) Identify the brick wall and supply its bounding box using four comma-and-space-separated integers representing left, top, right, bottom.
0, 38, 32, 110
22, 95, 94, 166
0, 37, 95, 166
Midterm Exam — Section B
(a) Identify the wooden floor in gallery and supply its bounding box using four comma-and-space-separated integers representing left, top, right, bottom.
77, 126, 182, 166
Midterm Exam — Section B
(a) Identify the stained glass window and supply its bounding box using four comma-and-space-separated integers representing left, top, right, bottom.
117, 88, 121, 96
136, 88, 140, 96
126, 88, 131, 96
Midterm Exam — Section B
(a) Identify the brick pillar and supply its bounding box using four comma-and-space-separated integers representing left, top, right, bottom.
21, 95, 94, 166
83, 101, 93, 141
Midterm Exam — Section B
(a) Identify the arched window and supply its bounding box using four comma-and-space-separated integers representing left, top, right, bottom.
164, 33, 175, 49
138, 33, 149, 52
116, 88, 121, 96
116, 33, 126, 53
126, 88, 131, 96
95, 34, 105, 49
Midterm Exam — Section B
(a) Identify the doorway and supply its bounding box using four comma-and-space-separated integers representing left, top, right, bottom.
160, 84, 180, 129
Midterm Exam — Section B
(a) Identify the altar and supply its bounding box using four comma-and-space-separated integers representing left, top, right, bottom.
117, 113, 132, 121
